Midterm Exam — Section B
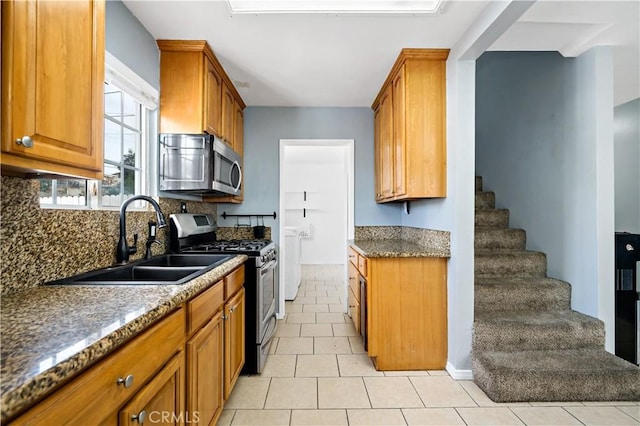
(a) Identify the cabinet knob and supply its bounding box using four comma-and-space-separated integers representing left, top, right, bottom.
116, 374, 134, 388
15, 136, 33, 148
131, 410, 147, 424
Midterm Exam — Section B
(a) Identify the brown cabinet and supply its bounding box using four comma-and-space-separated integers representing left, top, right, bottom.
118, 351, 185, 426
347, 247, 365, 334
1, 0, 105, 179
371, 49, 449, 202
186, 281, 225, 426
224, 287, 245, 399
11, 309, 185, 425
12, 265, 247, 426
158, 40, 246, 204
221, 82, 236, 145
187, 310, 224, 426
350, 245, 448, 371
204, 59, 223, 137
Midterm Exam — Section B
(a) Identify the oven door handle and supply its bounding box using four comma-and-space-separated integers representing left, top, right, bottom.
260, 259, 277, 273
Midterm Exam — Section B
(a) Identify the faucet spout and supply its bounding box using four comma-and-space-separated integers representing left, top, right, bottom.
116, 195, 167, 264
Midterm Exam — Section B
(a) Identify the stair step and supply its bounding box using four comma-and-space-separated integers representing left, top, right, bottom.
473, 310, 604, 352
472, 349, 640, 402
475, 176, 483, 192
475, 250, 547, 278
475, 277, 571, 312
475, 209, 510, 228
475, 228, 526, 250
475, 192, 495, 209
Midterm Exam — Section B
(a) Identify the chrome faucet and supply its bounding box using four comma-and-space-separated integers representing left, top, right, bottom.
116, 195, 167, 264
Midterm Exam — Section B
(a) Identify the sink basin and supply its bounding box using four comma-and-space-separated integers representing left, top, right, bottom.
45, 254, 234, 286
141, 254, 232, 267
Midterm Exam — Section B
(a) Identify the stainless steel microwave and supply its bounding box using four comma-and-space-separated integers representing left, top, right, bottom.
159, 134, 242, 196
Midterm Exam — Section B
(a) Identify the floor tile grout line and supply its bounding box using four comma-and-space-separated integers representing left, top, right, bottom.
559, 406, 587, 426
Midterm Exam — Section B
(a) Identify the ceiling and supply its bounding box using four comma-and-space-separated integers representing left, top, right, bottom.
123, 0, 639, 107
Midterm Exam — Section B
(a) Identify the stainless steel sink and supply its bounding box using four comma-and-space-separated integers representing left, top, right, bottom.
45, 254, 234, 286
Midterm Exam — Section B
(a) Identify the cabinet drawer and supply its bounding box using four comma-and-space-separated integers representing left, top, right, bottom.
13, 308, 185, 425
348, 247, 358, 267
187, 280, 224, 336
348, 262, 360, 301
358, 255, 368, 278
225, 265, 245, 299
347, 287, 360, 334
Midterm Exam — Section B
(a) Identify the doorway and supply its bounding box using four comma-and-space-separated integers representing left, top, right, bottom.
278, 139, 355, 318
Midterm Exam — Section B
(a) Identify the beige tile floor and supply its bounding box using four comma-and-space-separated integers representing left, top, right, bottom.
221, 265, 640, 425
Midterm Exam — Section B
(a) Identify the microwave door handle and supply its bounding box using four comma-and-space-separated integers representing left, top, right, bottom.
231, 161, 242, 192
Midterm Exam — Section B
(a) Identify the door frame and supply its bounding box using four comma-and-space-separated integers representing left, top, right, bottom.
278, 139, 355, 318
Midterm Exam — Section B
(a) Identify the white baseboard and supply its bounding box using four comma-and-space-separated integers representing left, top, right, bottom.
446, 362, 474, 380
276, 312, 285, 320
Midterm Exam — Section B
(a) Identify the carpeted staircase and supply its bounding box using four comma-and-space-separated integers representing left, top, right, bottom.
472, 176, 640, 402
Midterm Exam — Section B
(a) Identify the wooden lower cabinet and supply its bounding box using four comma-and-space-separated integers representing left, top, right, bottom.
11, 309, 185, 425
349, 245, 448, 371
11, 266, 248, 426
367, 257, 447, 370
119, 351, 185, 426
224, 287, 245, 399
186, 310, 224, 426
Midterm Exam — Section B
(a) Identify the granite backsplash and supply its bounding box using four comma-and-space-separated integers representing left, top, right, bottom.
0, 176, 217, 295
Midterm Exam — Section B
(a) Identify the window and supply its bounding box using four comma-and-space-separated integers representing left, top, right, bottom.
40, 52, 159, 209
102, 81, 146, 207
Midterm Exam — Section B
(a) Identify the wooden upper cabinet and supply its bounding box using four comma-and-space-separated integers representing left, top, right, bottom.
204, 59, 223, 136
221, 82, 235, 145
392, 66, 407, 199
377, 85, 394, 201
1, 0, 105, 179
158, 40, 245, 140
371, 48, 449, 202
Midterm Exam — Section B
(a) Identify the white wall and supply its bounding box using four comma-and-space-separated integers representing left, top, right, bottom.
283, 151, 348, 265
614, 98, 640, 233
475, 48, 616, 350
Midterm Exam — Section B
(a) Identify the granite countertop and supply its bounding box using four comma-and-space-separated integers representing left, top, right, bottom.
349, 239, 450, 258
0, 255, 247, 422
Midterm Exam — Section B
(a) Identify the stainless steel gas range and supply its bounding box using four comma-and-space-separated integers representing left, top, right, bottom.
169, 213, 278, 374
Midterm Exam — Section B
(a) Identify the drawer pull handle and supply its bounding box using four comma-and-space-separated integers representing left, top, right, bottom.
131, 409, 147, 423
116, 374, 134, 388
15, 136, 33, 148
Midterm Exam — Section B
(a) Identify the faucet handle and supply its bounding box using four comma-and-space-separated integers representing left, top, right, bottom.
129, 234, 138, 255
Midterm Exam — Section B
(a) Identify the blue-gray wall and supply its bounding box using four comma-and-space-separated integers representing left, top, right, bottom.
106, 0, 159, 90
475, 49, 615, 327
614, 98, 640, 233
217, 107, 402, 245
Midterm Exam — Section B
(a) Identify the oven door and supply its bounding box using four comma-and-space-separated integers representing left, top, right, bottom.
258, 258, 277, 341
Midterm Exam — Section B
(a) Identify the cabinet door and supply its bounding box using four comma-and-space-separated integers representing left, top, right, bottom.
204, 59, 222, 137
348, 261, 359, 298
373, 106, 382, 201
347, 286, 361, 334
392, 66, 407, 198
119, 351, 185, 426
221, 83, 235, 145
187, 311, 224, 426
1, 0, 104, 178
378, 85, 394, 200
224, 287, 245, 399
